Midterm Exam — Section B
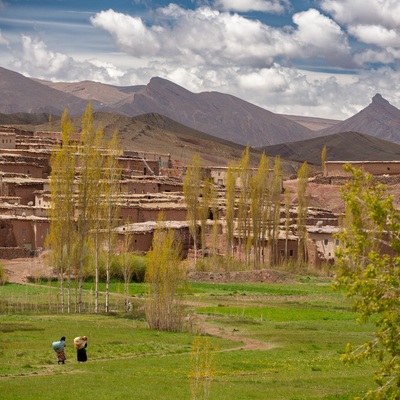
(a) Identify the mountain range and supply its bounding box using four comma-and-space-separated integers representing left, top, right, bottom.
1, 66, 400, 165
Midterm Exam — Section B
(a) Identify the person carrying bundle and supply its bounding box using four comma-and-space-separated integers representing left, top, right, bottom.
52, 336, 67, 364
74, 336, 88, 362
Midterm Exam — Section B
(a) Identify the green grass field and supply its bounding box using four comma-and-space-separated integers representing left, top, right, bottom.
0, 280, 378, 399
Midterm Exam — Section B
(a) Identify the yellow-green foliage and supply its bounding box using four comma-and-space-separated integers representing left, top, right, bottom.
145, 216, 186, 332
189, 335, 217, 400
0, 264, 7, 285
335, 165, 400, 400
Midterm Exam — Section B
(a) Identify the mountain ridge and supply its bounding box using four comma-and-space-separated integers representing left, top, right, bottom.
318, 93, 400, 144
0, 67, 314, 147
260, 131, 400, 165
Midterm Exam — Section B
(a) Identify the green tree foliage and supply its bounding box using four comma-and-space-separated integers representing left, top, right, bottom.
183, 154, 203, 263
270, 156, 283, 265
48, 109, 76, 313
0, 263, 7, 285
335, 165, 400, 399
321, 145, 327, 173
145, 215, 186, 332
237, 146, 252, 266
284, 188, 292, 265
102, 129, 122, 312
225, 163, 237, 258
199, 177, 213, 258
76, 102, 104, 313
189, 336, 217, 400
250, 153, 269, 269
296, 162, 309, 266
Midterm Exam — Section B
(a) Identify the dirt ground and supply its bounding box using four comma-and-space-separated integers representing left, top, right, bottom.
1, 256, 51, 284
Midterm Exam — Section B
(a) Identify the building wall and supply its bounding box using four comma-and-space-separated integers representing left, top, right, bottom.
118, 158, 159, 176
5, 183, 44, 205
10, 218, 49, 250
119, 205, 186, 223
0, 219, 17, 246
0, 163, 46, 178
325, 161, 400, 176
118, 226, 190, 257
0, 132, 16, 149
122, 181, 160, 194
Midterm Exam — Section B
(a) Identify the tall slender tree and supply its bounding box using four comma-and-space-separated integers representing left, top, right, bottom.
183, 154, 203, 263
145, 214, 186, 332
48, 109, 76, 313
250, 153, 269, 269
102, 129, 122, 312
225, 162, 237, 258
237, 147, 252, 266
296, 162, 310, 266
321, 145, 327, 175
76, 103, 103, 313
270, 156, 283, 265
284, 188, 292, 265
199, 177, 213, 258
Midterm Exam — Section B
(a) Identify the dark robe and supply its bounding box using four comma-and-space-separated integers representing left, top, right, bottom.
77, 343, 87, 362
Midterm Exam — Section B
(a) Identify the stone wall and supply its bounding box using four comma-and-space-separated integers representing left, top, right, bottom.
0, 247, 31, 259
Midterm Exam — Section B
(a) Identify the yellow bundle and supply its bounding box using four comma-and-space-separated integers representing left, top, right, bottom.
73, 336, 87, 350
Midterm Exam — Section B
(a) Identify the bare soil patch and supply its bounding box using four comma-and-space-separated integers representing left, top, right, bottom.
1, 257, 49, 284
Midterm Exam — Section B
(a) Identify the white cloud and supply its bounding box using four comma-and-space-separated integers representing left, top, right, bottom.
321, 0, 400, 50
348, 24, 400, 48
353, 48, 395, 65
91, 6, 290, 67
320, 0, 400, 27
90, 9, 161, 57
292, 9, 352, 66
90, 6, 354, 70
11, 35, 126, 84
214, 0, 289, 13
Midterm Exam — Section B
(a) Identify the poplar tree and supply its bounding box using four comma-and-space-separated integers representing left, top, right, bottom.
145, 215, 186, 332
321, 145, 327, 174
48, 109, 76, 313
102, 129, 121, 312
270, 156, 283, 265
90, 124, 106, 313
335, 165, 400, 399
120, 227, 135, 312
237, 147, 252, 266
199, 177, 213, 258
250, 153, 269, 269
225, 163, 237, 258
209, 181, 219, 257
296, 162, 310, 266
76, 103, 103, 313
284, 188, 292, 265
183, 154, 203, 263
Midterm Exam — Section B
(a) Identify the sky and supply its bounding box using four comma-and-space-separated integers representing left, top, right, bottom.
0, 0, 399, 120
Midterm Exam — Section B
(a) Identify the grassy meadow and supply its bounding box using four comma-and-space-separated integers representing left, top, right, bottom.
0, 279, 379, 399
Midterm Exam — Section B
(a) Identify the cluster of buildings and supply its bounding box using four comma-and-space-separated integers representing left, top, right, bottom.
0, 125, 364, 269
0, 127, 187, 259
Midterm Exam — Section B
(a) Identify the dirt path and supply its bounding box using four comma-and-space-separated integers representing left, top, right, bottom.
195, 313, 276, 351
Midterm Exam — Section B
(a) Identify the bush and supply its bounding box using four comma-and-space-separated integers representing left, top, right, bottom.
0, 264, 7, 285
195, 255, 248, 272
110, 253, 147, 283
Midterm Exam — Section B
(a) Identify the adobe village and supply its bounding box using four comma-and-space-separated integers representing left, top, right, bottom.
1, 117, 400, 282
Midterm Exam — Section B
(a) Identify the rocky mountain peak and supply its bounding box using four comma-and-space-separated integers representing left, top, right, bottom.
371, 93, 390, 106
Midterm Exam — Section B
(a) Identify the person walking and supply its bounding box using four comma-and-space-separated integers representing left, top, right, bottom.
52, 336, 67, 364
74, 336, 88, 362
